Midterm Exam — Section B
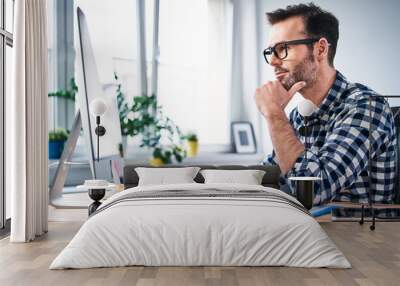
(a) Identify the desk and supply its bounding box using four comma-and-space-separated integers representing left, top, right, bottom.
328, 202, 400, 230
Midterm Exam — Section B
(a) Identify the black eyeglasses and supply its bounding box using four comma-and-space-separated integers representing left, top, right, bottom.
263, 38, 321, 64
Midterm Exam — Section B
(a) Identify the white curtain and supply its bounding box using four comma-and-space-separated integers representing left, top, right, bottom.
8, 0, 48, 242
230, 0, 264, 153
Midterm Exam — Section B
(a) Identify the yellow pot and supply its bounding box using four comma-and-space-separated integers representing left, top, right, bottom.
187, 140, 198, 157
149, 157, 165, 167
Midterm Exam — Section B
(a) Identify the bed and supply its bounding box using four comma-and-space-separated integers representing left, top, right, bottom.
50, 165, 350, 269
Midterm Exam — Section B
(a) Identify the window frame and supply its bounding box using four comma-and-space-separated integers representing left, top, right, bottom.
0, 0, 13, 231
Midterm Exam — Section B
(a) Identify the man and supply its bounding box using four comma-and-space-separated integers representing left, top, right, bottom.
255, 3, 396, 206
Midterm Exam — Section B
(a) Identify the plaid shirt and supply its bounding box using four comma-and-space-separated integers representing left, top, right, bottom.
263, 71, 396, 205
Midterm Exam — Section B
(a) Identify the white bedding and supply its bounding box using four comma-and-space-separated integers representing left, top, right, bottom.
50, 183, 351, 269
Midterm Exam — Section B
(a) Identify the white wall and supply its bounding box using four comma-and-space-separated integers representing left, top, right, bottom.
258, 0, 400, 155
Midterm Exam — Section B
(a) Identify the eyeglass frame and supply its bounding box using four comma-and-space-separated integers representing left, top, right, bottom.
263, 37, 323, 64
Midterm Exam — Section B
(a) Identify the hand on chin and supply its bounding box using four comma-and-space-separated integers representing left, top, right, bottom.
255, 79, 306, 119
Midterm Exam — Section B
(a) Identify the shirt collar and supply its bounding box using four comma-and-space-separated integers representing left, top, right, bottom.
308, 70, 349, 120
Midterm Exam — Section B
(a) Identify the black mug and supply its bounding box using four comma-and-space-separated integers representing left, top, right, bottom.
288, 177, 321, 210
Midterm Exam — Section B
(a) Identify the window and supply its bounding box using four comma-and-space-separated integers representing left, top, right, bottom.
1, 0, 14, 231
5, 0, 13, 33
79, 0, 233, 147
51, 0, 233, 149
47, 0, 55, 130
157, 0, 232, 145
47, 0, 75, 132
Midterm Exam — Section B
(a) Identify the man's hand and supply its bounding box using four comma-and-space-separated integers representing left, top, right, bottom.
255, 80, 306, 118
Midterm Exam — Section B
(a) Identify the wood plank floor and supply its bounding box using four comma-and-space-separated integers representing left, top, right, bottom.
0, 221, 399, 286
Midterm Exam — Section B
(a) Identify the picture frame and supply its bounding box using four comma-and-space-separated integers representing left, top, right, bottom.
231, 121, 257, 153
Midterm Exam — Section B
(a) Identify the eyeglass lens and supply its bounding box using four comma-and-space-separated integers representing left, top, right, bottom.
264, 43, 287, 64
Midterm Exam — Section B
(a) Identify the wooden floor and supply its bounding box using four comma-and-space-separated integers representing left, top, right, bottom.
1, 221, 399, 286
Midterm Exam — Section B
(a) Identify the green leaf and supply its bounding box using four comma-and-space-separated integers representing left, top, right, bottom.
49, 128, 69, 141
114, 73, 187, 164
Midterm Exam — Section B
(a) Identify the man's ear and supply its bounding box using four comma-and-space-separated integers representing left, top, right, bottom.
316, 38, 329, 62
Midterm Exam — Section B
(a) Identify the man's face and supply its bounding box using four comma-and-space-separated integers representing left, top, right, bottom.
267, 16, 318, 90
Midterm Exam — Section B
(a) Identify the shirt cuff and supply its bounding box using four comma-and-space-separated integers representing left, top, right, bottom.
287, 149, 321, 178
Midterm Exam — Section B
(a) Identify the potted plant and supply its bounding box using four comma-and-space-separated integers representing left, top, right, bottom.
48, 78, 78, 101
49, 128, 69, 159
185, 132, 198, 157
149, 145, 186, 166
115, 73, 187, 165
149, 147, 167, 166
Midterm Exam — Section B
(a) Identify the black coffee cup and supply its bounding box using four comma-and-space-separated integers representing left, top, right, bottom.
288, 176, 321, 210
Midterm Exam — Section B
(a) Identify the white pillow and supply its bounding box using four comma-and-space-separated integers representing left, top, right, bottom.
135, 167, 201, 186
200, 169, 266, 185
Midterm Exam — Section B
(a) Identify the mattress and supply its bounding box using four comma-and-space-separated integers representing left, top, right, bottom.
50, 183, 351, 269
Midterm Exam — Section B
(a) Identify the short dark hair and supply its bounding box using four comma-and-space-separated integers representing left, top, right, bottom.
266, 3, 339, 66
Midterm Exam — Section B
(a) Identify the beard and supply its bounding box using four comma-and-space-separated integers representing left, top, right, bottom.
279, 51, 317, 91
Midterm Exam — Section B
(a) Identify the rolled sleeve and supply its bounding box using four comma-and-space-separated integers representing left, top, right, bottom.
262, 150, 278, 166
287, 149, 321, 178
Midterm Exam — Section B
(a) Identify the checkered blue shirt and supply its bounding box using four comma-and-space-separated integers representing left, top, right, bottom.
263, 71, 396, 205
